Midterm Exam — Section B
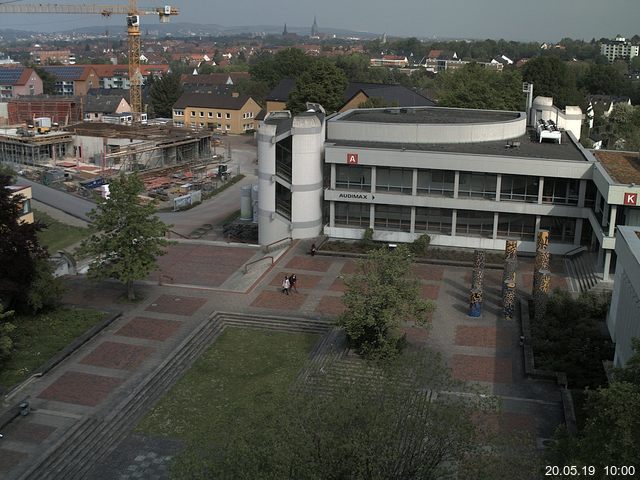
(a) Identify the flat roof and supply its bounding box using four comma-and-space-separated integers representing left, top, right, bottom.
329, 129, 586, 162
63, 122, 212, 141
591, 150, 640, 185
339, 107, 521, 125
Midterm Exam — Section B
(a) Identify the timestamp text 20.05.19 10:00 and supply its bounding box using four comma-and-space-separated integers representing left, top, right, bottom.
545, 465, 636, 476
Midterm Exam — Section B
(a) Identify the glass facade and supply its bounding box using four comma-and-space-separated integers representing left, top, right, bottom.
496, 213, 536, 241
415, 207, 452, 235
458, 172, 497, 200
374, 205, 412, 232
416, 170, 455, 197
335, 202, 369, 227
542, 178, 579, 206
376, 167, 413, 194
501, 175, 539, 203
540, 216, 576, 244
456, 209, 494, 238
336, 165, 371, 191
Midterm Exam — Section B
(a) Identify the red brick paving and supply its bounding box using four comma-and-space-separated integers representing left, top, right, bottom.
315, 295, 346, 316
341, 260, 358, 275
154, 244, 256, 287
454, 326, 513, 349
2, 422, 56, 444
285, 255, 332, 272
472, 411, 537, 435
0, 449, 28, 472
411, 264, 444, 281
38, 371, 123, 407
269, 274, 323, 290
115, 316, 182, 342
80, 341, 155, 371
145, 294, 207, 316
402, 326, 429, 345
452, 354, 513, 383
329, 276, 346, 292
521, 273, 568, 291
250, 290, 307, 310
421, 283, 440, 300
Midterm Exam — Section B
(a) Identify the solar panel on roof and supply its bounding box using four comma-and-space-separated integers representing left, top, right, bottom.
0, 68, 24, 84
42, 66, 85, 81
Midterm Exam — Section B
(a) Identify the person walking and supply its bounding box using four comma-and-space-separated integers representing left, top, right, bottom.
289, 274, 298, 293
282, 275, 290, 295
310, 243, 317, 256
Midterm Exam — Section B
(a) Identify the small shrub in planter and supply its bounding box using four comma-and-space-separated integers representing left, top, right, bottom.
359, 227, 375, 251
410, 234, 431, 256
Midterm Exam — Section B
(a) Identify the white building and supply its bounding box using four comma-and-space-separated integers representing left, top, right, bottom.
257, 99, 640, 282
600, 36, 639, 63
607, 225, 640, 367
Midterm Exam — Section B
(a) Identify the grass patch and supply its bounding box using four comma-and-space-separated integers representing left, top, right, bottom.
136, 328, 318, 444
0, 308, 107, 389
34, 210, 90, 252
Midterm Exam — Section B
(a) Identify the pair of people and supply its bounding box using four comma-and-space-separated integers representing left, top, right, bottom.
281, 274, 298, 295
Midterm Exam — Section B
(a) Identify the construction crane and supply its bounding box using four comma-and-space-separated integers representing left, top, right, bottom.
0, 2, 179, 122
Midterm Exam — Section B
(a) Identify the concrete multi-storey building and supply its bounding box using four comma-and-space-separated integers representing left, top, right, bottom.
600, 36, 639, 63
172, 92, 261, 134
258, 97, 640, 282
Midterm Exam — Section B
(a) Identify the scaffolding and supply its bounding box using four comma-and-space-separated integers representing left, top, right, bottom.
0, 130, 72, 166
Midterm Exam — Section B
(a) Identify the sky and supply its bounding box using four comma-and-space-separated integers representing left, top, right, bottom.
0, 0, 637, 42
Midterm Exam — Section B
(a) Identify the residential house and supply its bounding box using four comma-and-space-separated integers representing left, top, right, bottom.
588, 95, 632, 118
30, 49, 76, 65
370, 55, 409, 68
7, 185, 34, 224
83, 95, 131, 122
0, 67, 43, 99
340, 83, 435, 112
180, 72, 250, 88
265, 77, 296, 112
172, 92, 261, 134
89, 64, 170, 90
40, 65, 99, 96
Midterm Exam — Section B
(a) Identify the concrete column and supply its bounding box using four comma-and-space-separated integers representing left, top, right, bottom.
602, 202, 609, 228
578, 180, 586, 207
410, 206, 416, 234
370, 166, 376, 193
330, 163, 336, 189
412, 168, 418, 196
595, 190, 601, 213
534, 215, 541, 238
603, 250, 612, 281
329, 201, 335, 228
495, 174, 502, 202
453, 171, 460, 199
597, 244, 604, 270
492, 212, 499, 240
608, 205, 617, 237
574, 218, 583, 246
537, 176, 544, 205
369, 204, 375, 229
451, 210, 457, 237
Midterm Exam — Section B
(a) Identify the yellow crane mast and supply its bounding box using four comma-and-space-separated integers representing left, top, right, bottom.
0, 2, 179, 122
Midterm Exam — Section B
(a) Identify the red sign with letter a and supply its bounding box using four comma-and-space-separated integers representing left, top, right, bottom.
347, 153, 358, 165
624, 192, 638, 206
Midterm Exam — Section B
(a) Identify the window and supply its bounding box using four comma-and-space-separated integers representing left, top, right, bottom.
374, 205, 411, 232
190, 111, 195, 117
376, 167, 413, 194
500, 175, 539, 203
540, 216, 576, 244
208, 111, 213, 117
458, 172, 497, 199
226, 124, 231, 130
21, 198, 31, 216
199, 111, 204, 117
173, 109, 184, 116
542, 177, 579, 206
456, 210, 494, 238
417, 170, 455, 197
415, 207, 452, 235
335, 165, 371, 191
217, 112, 222, 118
497, 213, 536, 241
225, 113, 231, 119
335, 202, 370, 227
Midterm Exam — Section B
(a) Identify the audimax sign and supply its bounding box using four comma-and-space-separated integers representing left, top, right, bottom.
337, 192, 373, 200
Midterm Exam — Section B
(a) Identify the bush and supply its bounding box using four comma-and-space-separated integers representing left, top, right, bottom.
409, 234, 431, 256
359, 227, 375, 250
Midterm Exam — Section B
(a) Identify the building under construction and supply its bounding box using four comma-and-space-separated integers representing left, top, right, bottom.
0, 122, 214, 172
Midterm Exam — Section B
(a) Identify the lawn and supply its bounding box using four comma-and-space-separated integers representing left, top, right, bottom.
34, 209, 90, 252
136, 328, 318, 445
0, 308, 107, 389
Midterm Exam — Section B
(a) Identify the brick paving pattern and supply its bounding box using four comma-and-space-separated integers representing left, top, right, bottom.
454, 326, 513, 349
451, 354, 513, 383
154, 244, 256, 287
421, 284, 440, 300
269, 274, 323, 290
1, 422, 56, 444
115, 317, 182, 342
145, 295, 207, 316
329, 276, 346, 292
411, 264, 444, 281
38, 371, 124, 407
250, 290, 307, 310
80, 341, 156, 371
285, 255, 333, 272
315, 295, 346, 316
340, 260, 358, 275
463, 269, 505, 286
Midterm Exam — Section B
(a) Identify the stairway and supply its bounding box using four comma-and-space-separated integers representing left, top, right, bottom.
564, 248, 599, 293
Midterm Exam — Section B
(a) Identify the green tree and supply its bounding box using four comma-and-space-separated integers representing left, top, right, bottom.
287, 59, 348, 114
250, 48, 313, 89
33, 66, 57, 95
172, 351, 536, 480
579, 64, 629, 95
0, 302, 16, 362
79, 173, 170, 300
0, 174, 49, 310
521, 56, 583, 108
337, 245, 435, 359
233, 77, 270, 105
437, 63, 524, 111
149, 72, 183, 118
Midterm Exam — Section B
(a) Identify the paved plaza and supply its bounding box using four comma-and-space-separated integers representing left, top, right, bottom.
0, 239, 570, 479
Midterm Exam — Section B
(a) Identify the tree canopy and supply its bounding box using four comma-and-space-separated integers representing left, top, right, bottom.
521, 56, 583, 108
337, 245, 435, 360
79, 173, 170, 300
286, 58, 348, 114
149, 72, 183, 118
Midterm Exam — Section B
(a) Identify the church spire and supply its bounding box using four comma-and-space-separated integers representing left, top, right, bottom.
283, 23, 288, 36
311, 15, 319, 37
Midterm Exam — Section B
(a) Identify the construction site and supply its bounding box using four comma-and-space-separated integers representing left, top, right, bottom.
0, 120, 227, 204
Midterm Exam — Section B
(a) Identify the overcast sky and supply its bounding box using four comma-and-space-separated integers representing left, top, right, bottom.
0, 0, 637, 42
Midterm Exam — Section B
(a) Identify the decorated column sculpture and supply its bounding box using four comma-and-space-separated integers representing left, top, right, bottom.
469, 288, 482, 317
532, 230, 550, 295
503, 280, 516, 320
469, 250, 486, 317
534, 269, 552, 322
